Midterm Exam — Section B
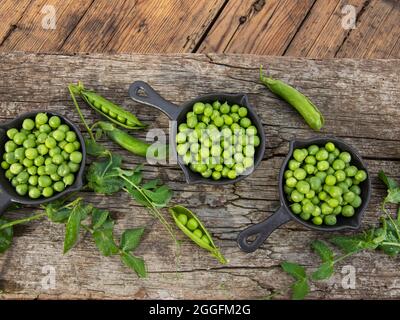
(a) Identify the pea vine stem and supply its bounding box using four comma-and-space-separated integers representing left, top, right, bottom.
0, 212, 47, 230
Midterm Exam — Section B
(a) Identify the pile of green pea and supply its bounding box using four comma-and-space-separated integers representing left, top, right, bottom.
1, 113, 83, 199
284, 142, 367, 226
176, 101, 261, 180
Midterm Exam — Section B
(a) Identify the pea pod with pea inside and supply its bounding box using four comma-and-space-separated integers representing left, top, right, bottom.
169, 205, 227, 264
259, 66, 324, 131
69, 82, 146, 130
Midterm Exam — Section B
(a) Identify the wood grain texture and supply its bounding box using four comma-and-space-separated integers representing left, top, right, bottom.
284, 0, 368, 58
0, 0, 32, 45
0, 53, 399, 299
61, 0, 227, 53
0, 0, 94, 52
336, 0, 400, 58
199, 0, 316, 54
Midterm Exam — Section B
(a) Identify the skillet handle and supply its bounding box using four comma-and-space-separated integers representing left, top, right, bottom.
0, 186, 12, 216
237, 206, 291, 253
129, 81, 180, 120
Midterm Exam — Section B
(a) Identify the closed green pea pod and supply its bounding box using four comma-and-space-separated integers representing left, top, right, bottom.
260, 67, 324, 131
69, 82, 146, 130
169, 205, 226, 264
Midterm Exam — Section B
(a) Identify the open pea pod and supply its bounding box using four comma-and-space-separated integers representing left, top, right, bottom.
169, 205, 227, 264
69, 82, 146, 130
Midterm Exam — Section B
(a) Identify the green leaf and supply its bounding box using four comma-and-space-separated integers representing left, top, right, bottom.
330, 231, 378, 254
385, 188, 400, 204
142, 179, 160, 190
120, 251, 147, 278
0, 218, 13, 254
63, 201, 91, 254
120, 227, 145, 252
92, 220, 119, 256
46, 204, 71, 223
86, 154, 124, 194
142, 185, 173, 207
85, 138, 108, 157
291, 278, 309, 300
379, 171, 398, 190
91, 208, 109, 230
311, 240, 334, 262
281, 261, 306, 280
312, 261, 334, 280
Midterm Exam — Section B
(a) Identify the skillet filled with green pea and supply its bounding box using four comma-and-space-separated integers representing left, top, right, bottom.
237, 137, 371, 253
0, 111, 86, 215
129, 81, 266, 185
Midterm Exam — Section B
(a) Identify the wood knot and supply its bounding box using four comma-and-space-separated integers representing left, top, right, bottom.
253, 0, 266, 12
239, 16, 247, 24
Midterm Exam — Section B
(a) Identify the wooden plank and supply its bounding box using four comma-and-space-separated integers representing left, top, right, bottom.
61, 0, 226, 53
336, 0, 400, 58
284, 0, 367, 57
198, 0, 315, 55
0, 0, 32, 45
0, 53, 399, 299
0, 0, 93, 52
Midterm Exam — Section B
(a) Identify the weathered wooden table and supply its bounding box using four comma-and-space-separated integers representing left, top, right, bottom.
0, 53, 399, 299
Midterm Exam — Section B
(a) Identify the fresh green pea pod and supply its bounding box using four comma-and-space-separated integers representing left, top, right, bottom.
97, 121, 167, 159
69, 82, 146, 130
169, 205, 227, 264
259, 67, 324, 131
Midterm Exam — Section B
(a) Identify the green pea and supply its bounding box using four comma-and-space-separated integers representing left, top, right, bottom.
51, 154, 63, 165
296, 181, 310, 194
48, 116, 61, 128
53, 181, 65, 192
300, 212, 311, 221
9, 163, 23, 175
212, 171, 222, 180
13, 132, 27, 145
42, 187, 54, 198
38, 175, 52, 188
1, 161, 10, 170
291, 190, 304, 202
231, 113, 240, 123
200, 235, 211, 245
27, 166, 37, 175
293, 168, 307, 180
355, 170, 367, 182
317, 160, 329, 171
246, 126, 257, 136
339, 151, 351, 163
332, 159, 345, 170
5, 141, 17, 153
334, 170, 346, 182
36, 132, 48, 144
284, 170, 293, 179
227, 170, 237, 180
63, 174, 75, 186
57, 164, 70, 177
327, 153, 336, 164
349, 185, 361, 195
39, 124, 51, 134
5, 169, 14, 180
53, 130, 65, 142
316, 149, 329, 161
16, 184, 28, 196
193, 229, 203, 238
325, 142, 335, 152
321, 203, 334, 215
28, 175, 38, 186
324, 215, 337, 226
64, 142, 76, 154
293, 149, 307, 162
23, 139, 36, 149
4, 152, 16, 164
312, 216, 323, 225
58, 124, 70, 133
29, 187, 41, 199
70, 151, 83, 164
350, 195, 362, 208
328, 186, 342, 198
37, 166, 46, 176
193, 102, 205, 114
307, 145, 319, 155
243, 157, 253, 169
35, 113, 48, 126
315, 171, 327, 181
304, 155, 316, 165
238, 107, 248, 117
291, 203, 302, 214
286, 177, 297, 188
345, 165, 358, 177
187, 218, 199, 231
312, 205, 321, 216
325, 175, 336, 186
6, 128, 18, 139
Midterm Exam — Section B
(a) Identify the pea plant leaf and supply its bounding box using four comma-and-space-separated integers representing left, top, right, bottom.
91, 208, 109, 230
312, 262, 334, 281
86, 154, 125, 194
63, 201, 92, 254
385, 188, 400, 205
120, 251, 147, 278
92, 219, 119, 257
85, 138, 109, 157
379, 170, 398, 190
281, 261, 309, 300
311, 240, 334, 262
0, 218, 13, 254
120, 227, 145, 252
330, 230, 378, 254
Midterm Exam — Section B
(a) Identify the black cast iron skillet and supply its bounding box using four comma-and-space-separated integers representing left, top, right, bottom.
0, 111, 86, 215
129, 81, 266, 185
237, 137, 371, 253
